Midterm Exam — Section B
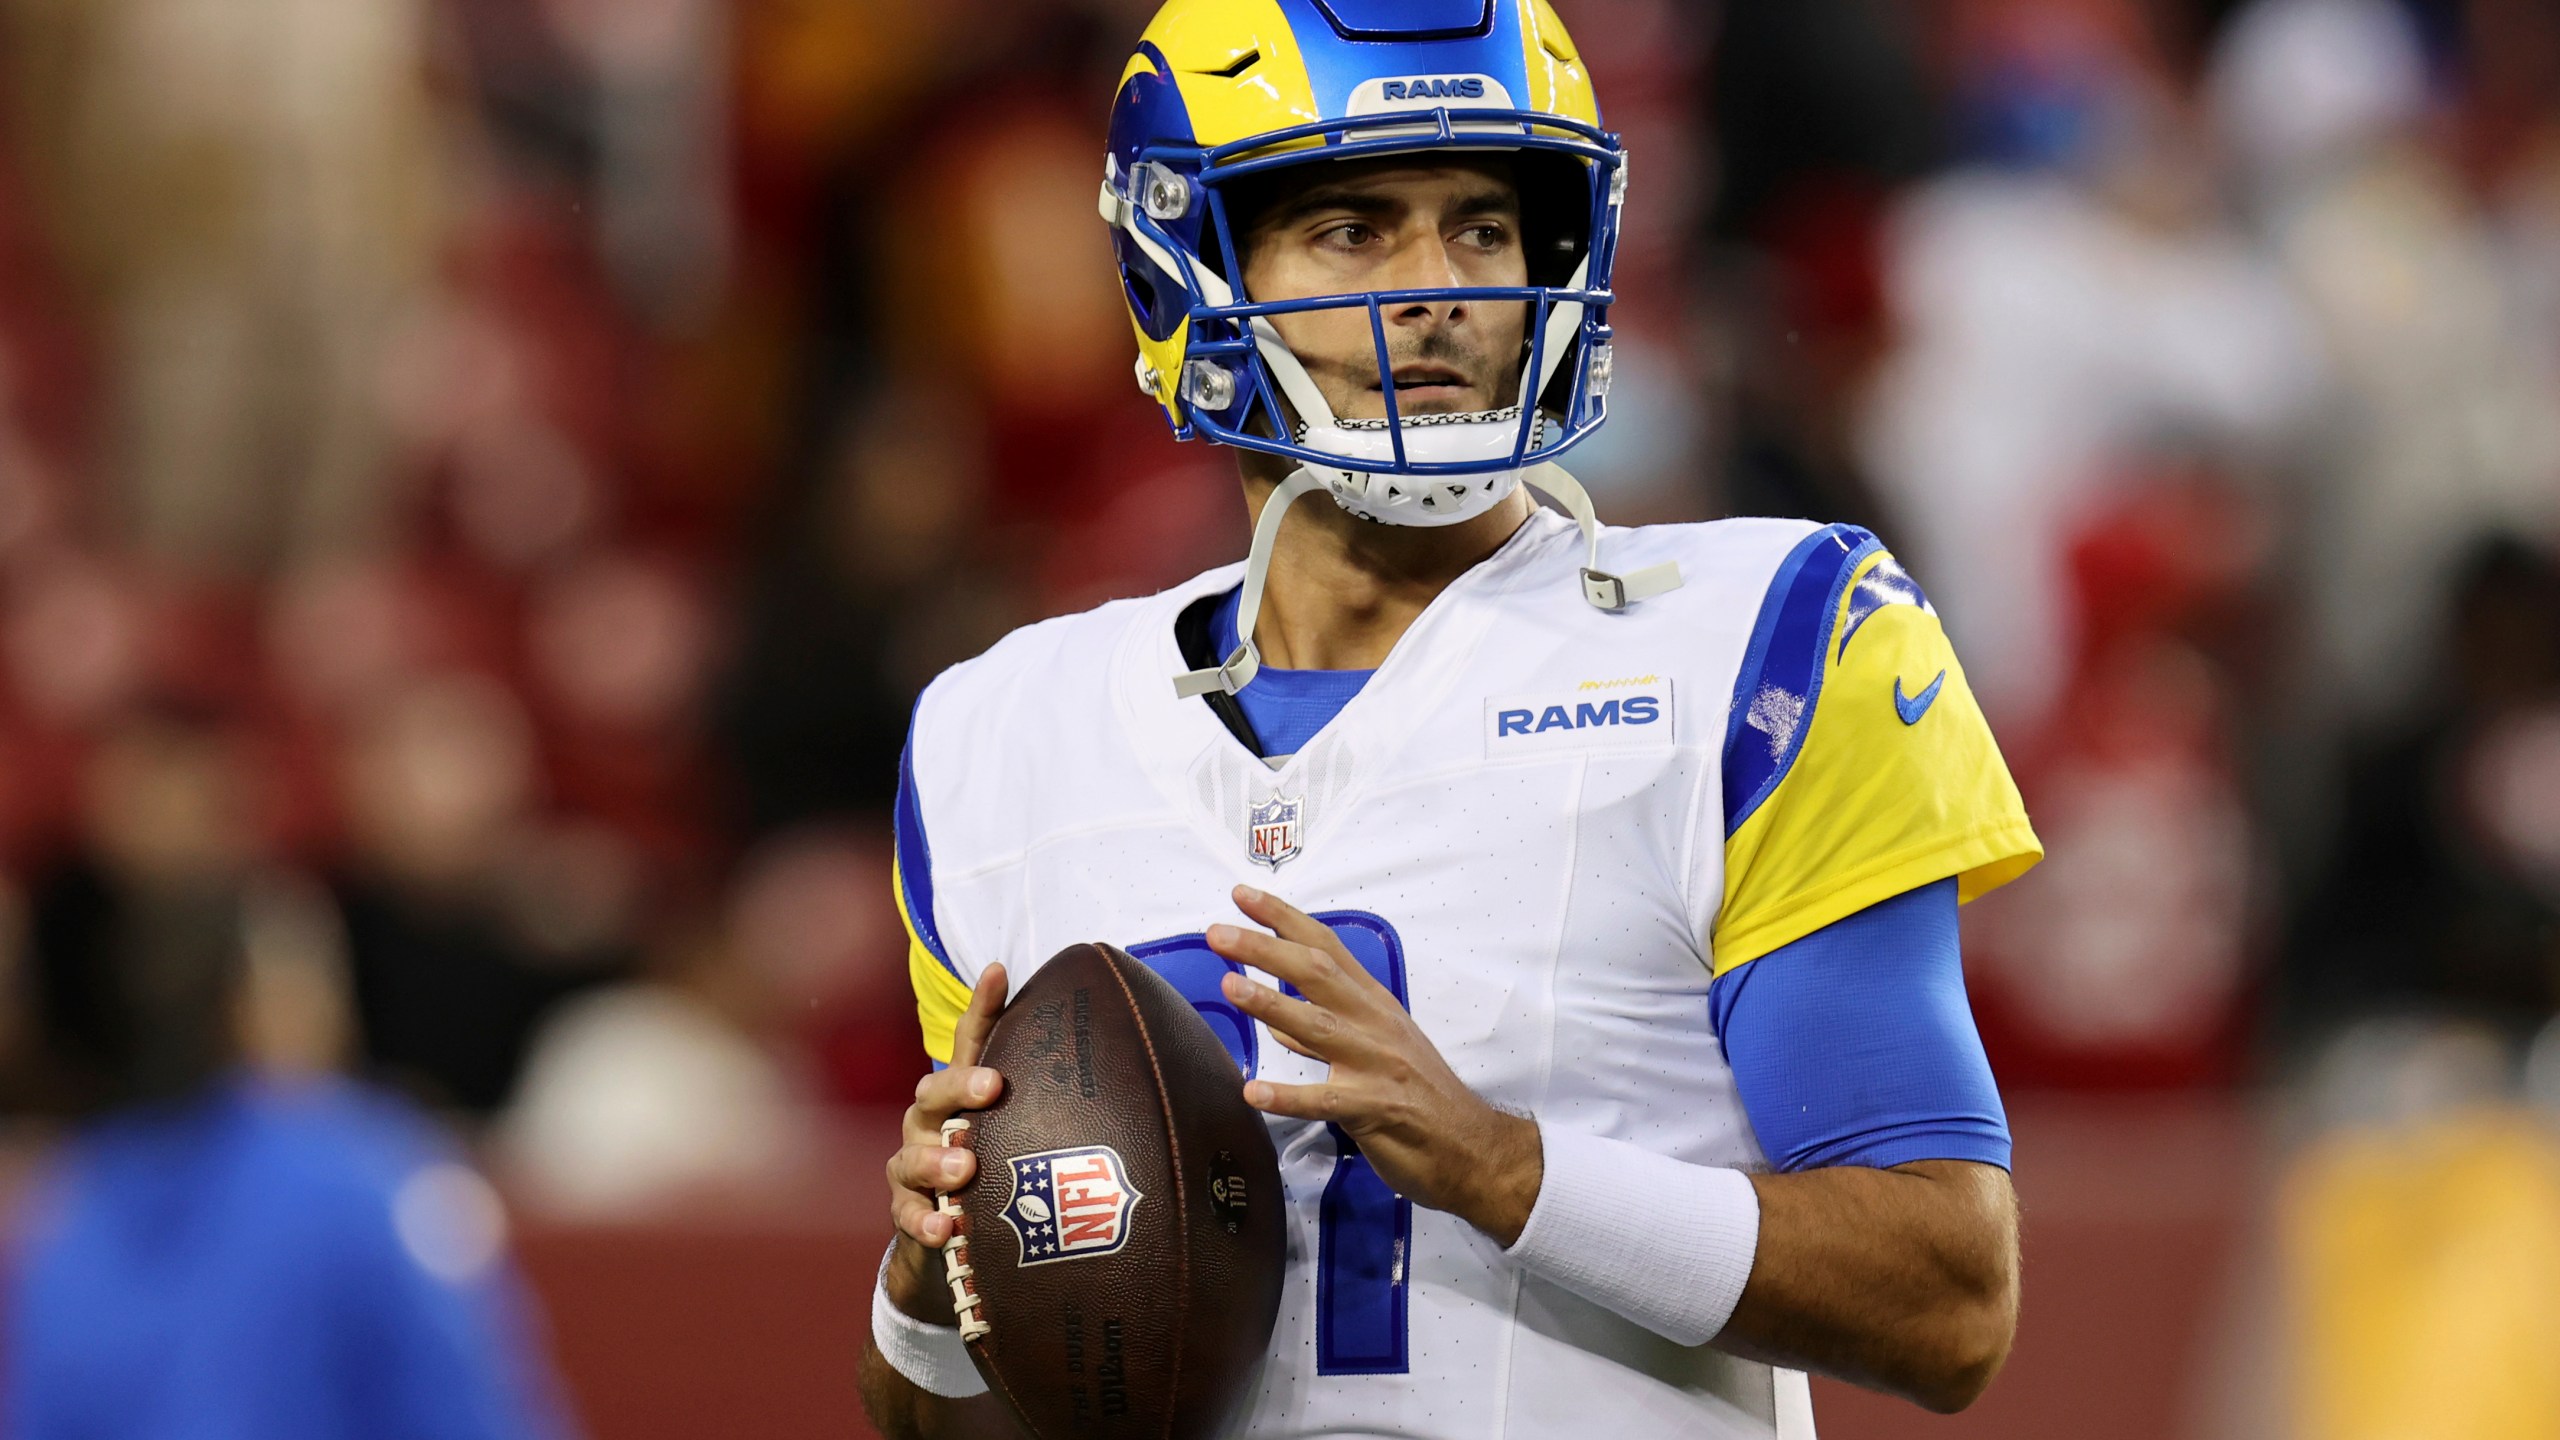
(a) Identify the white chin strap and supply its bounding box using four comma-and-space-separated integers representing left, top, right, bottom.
1173, 467, 1322, 698
1171, 461, 1684, 699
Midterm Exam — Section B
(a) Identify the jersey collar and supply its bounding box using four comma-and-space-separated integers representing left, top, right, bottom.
1110, 509, 1577, 866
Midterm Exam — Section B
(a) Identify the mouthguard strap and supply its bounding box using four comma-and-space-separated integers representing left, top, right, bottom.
1523, 463, 1683, 611
1173, 468, 1326, 698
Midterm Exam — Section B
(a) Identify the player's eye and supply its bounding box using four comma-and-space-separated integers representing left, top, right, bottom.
1456, 223, 1512, 250
1318, 222, 1375, 249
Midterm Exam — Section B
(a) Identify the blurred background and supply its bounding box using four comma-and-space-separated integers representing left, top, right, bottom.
0, 0, 2555, 1435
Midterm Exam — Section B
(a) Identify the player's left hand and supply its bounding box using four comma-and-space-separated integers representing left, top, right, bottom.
1209, 885, 1544, 1247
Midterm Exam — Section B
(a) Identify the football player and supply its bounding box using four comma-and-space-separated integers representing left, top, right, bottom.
864, 3, 2042, 1437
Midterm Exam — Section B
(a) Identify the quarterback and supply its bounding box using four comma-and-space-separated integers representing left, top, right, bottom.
863, 1, 2041, 1436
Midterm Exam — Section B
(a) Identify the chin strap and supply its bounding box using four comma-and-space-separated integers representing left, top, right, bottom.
1174, 468, 1324, 698
1170, 463, 1684, 699
1524, 463, 1685, 611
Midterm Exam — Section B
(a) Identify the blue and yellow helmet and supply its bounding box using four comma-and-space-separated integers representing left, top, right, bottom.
1100, 0, 1626, 528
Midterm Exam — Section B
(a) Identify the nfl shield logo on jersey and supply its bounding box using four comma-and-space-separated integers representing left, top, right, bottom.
1002, 1145, 1144, 1266
1247, 794, 1303, 868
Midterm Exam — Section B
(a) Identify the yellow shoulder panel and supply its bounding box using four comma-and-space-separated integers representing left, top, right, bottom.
1714, 547, 2041, 974
910, 937, 972, 1067
896, 851, 972, 1065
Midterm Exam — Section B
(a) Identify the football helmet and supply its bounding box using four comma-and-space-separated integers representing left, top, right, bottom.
1100, 0, 1681, 697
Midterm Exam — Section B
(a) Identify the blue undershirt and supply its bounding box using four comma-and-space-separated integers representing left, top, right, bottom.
1202, 585, 2010, 1172
1211, 585, 1378, 759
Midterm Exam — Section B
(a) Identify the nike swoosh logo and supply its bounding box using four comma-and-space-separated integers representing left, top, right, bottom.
1895, 670, 1947, 725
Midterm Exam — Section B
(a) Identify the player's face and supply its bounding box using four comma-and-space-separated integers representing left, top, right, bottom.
1240, 157, 1530, 422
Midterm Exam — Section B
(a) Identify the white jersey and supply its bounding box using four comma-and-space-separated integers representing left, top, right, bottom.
896, 508, 2039, 1439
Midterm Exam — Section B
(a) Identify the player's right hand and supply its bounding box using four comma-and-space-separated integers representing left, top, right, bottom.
887, 963, 1009, 1264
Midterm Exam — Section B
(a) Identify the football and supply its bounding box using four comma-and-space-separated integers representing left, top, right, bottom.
936, 942, 1286, 1439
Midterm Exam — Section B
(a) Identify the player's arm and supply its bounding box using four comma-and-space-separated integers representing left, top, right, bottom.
861, 963, 1038, 1440
1211, 883, 2019, 1413
1703, 880, 2019, 1412
1720, 1160, 2016, 1412
1677, 529, 2035, 1408
1679, 530, 2037, 1404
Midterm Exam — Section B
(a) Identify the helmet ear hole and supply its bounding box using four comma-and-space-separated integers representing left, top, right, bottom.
1114, 228, 1190, 344
1205, 169, 1292, 289
1513, 151, 1594, 288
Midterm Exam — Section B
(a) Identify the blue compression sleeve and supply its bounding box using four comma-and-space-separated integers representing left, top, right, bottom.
1708, 879, 2011, 1172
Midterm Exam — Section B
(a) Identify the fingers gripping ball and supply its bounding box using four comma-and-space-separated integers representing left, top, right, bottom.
946, 943, 1285, 1439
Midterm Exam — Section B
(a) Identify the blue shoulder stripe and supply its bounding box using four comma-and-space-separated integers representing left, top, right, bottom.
894, 730, 957, 976
1836, 551, 1936, 661
1722, 524, 1879, 836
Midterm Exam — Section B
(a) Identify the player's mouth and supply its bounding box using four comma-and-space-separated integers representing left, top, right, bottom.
1378, 364, 1474, 406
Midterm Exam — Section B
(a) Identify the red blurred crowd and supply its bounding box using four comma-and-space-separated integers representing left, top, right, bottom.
0, 0, 2556, 1221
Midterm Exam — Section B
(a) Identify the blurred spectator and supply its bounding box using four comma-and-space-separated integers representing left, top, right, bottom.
1858, 0, 2319, 726
0, 348, 68, 568
2212, 0, 2560, 737
2284, 535, 2560, 1045
1701, 0, 1941, 527
536, 0, 734, 330
496, 914, 802, 1221
716, 382, 1025, 831
0, 876, 27, 1099
1966, 467, 2274, 1085
0, 119, 93, 561
525, 550, 719, 867
736, 828, 924, 1109
496, 826, 915, 1217
4, 552, 151, 736
5, 705, 576, 1440
2277, 1019, 2560, 1439
2, 0, 451, 573
20, 703, 272, 1112
334, 674, 631, 1115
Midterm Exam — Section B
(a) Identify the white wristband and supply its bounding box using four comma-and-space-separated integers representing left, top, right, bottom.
870, 1247, 989, 1398
1503, 1123, 1762, 1346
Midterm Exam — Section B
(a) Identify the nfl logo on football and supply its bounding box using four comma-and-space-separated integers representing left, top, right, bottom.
1247, 794, 1302, 869
1002, 1145, 1145, 1266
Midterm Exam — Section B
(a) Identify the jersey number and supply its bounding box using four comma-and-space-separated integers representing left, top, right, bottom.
1126, 912, 1413, 1376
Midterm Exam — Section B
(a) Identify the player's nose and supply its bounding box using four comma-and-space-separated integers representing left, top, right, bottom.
1382, 232, 1471, 330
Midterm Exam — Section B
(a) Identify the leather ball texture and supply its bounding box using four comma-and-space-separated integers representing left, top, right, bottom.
950, 942, 1286, 1439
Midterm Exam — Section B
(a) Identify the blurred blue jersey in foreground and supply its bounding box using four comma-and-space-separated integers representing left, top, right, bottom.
6, 1076, 573, 1440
